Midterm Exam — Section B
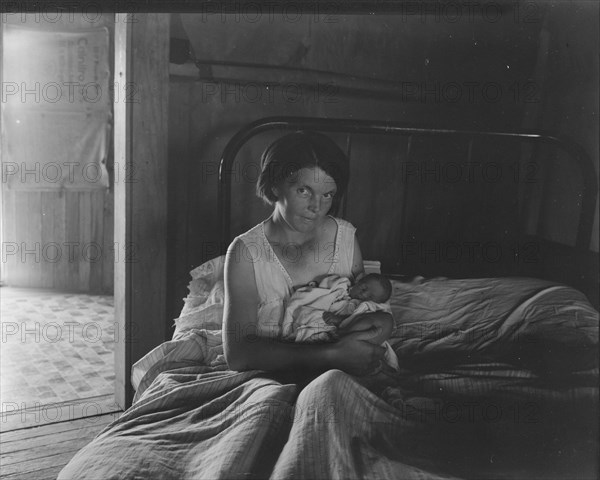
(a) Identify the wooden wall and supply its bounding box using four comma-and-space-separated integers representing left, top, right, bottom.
1, 190, 114, 293
535, 2, 600, 249
0, 15, 114, 294
166, 4, 598, 321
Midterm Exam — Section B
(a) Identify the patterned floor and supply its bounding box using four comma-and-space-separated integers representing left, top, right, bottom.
0, 287, 115, 414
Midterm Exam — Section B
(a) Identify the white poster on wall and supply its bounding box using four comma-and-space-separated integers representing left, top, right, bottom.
1, 25, 111, 190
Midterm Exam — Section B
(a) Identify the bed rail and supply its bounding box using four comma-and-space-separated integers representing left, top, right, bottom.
218, 116, 597, 252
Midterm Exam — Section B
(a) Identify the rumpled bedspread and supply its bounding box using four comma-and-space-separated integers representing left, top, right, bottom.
58, 276, 599, 480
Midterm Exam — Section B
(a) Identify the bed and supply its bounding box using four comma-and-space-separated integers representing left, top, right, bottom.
59, 117, 599, 480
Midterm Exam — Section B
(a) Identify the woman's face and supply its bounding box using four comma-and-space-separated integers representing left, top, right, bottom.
272, 167, 338, 232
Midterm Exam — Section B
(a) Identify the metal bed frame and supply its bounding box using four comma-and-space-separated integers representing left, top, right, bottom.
218, 116, 597, 256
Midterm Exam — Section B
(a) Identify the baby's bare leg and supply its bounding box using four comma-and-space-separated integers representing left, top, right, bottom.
338, 313, 393, 344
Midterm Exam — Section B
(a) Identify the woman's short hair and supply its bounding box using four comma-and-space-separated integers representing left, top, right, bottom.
256, 131, 350, 213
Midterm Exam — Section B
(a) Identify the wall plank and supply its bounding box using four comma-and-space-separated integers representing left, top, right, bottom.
12, 193, 29, 286
77, 192, 91, 292
1, 191, 16, 283
166, 82, 192, 324
52, 192, 67, 290
39, 192, 55, 288
27, 192, 43, 285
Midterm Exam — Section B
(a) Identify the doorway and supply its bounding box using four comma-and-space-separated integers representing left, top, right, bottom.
0, 15, 118, 430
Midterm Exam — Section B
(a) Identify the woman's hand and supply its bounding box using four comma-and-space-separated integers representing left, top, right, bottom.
328, 332, 387, 376
323, 311, 344, 326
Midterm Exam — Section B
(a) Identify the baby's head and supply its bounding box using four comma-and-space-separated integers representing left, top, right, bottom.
348, 274, 392, 303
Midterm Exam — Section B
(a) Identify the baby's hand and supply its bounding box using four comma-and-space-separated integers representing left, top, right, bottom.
323, 311, 344, 326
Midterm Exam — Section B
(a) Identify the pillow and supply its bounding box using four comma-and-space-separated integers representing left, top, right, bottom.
363, 260, 381, 275
173, 255, 226, 338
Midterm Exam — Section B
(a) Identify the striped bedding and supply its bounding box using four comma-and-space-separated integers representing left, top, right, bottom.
58, 272, 599, 480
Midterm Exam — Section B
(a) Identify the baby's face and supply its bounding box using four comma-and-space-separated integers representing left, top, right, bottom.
349, 278, 387, 302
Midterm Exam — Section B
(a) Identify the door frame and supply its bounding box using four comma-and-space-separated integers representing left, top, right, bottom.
114, 13, 170, 408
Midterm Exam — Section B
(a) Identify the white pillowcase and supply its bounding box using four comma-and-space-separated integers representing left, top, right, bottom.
173, 255, 226, 338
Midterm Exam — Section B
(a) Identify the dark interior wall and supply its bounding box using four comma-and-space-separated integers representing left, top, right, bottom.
166, 4, 598, 322
534, 3, 599, 249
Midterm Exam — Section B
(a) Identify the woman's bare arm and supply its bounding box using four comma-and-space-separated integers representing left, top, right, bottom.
351, 235, 365, 280
222, 238, 385, 375
338, 311, 394, 344
347, 234, 394, 342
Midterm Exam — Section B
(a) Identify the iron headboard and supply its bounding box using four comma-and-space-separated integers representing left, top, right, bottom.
217, 116, 597, 251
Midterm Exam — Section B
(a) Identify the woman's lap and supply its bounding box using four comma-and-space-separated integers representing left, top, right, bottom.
59, 368, 448, 480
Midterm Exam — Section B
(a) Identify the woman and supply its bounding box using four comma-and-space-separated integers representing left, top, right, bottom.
224, 131, 390, 377
59, 132, 440, 480
220, 132, 422, 479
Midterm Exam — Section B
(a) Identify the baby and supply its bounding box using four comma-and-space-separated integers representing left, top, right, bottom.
281, 273, 398, 370
322, 273, 392, 334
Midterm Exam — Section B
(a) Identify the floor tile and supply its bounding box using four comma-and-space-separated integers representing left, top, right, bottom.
0, 287, 115, 413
